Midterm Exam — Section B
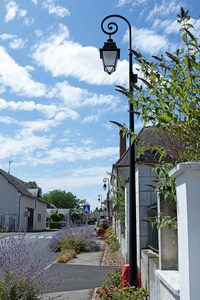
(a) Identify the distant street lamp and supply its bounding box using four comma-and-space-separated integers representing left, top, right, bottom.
98, 194, 103, 210
100, 15, 138, 287
103, 177, 110, 217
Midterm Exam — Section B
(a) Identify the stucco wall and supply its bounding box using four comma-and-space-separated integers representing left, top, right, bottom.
0, 174, 19, 217
20, 197, 46, 231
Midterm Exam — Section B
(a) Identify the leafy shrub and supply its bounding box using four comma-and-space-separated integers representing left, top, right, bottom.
104, 227, 120, 252
97, 268, 149, 299
61, 237, 81, 253
50, 212, 65, 222
50, 221, 62, 229
49, 225, 101, 254
98, 222, 109, 230
56, 249, 76, 263
0, 233, 59, 299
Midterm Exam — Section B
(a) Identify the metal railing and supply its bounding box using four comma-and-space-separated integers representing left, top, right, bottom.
147, 203, 159, 253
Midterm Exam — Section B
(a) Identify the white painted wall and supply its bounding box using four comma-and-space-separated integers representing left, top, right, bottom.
0, 174, 46, 232
169, 162, 200, 300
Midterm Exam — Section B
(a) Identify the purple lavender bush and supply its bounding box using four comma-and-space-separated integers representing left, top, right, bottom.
49, 225, 101, 253
0, 233, 58, 299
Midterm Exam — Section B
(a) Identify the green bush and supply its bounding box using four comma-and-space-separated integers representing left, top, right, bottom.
104, 227, 120, 252
50, 222, 62, 229
50, 213, 65, 222
97, 268, 149, 299
61, 237, 81, 254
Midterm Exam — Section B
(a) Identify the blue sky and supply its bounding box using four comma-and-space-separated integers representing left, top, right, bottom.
0, 0, 199, 211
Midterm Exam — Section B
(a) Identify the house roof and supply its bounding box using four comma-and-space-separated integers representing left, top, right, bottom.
0, 168, 47, 203
113, 126, 176, 168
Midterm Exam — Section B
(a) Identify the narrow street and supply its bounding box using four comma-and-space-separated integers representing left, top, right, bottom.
0, 229, 114, 299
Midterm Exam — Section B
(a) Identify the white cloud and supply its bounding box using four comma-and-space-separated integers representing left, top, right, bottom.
9, 37, 27, 49
81, 139, 95, 145
0, 46, 46, 97
0, 33, 14, 40
117, 0, 132, 6
42, 0, 70, 18
24, 17, 34, 26
32, 24, 129, 86
5, 1, 29, 23
26, 145, 119, 165
147, 0, 182, 21
18, 9, 27, 18
31, 0, 37, 4
53, 81, 119, 110
37, 166, 111, 192
0, 116, 17, 124
123, 26, 170, 55
152, 19, 180, 35
0, 34, 27, 50
81, 115, 100, 123
117, 0, 147, 7
0, 133, 51, 160
5, 1, 18, 22
0, 98, 79, 120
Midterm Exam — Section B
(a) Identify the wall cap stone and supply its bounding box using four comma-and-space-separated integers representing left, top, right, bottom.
169, 162, 200, 178
156, 270, 180, 296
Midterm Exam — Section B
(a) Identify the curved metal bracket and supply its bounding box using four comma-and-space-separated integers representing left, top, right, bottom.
101, 14, 132, 52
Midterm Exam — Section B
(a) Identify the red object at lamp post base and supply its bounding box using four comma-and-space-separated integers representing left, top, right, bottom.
121, 264, 141, 287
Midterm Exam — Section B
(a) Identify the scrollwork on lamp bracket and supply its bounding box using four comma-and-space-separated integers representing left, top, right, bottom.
101, 14, 132, 51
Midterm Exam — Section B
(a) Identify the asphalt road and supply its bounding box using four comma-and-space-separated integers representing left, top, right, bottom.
42, 264, 114, 293
0, 228, 114, 295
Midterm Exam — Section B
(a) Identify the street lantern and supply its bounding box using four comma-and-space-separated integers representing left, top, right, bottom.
100, 14, 138, 287
100, 38, 120, 75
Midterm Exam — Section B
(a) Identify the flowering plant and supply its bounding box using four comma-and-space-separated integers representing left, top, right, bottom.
0, 233, 58, 299
97, 268, 149, 299
49, 224, 101, 255
104, 227, 119, 252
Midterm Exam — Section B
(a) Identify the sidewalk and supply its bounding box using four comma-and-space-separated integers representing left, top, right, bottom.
40, 243, 107, 300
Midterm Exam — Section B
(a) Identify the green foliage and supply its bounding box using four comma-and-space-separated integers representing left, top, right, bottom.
0, 276, 37, 300
104, 227, 120, 252
61, 237, 81, 254
49, 221, 62, 229
125, 8, 200, 163
56, 249, 77, 263
50, 212, 65, 222
154, 164, 177, 202
43, 190, 80, 209
109, 173, 125, 222
116, 8, 199, 228
97, 268, 149, 299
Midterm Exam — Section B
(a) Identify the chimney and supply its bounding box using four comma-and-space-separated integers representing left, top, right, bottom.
119, 129, 126, 157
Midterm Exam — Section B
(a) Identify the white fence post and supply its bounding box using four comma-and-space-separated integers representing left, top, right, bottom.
169, 162, 200, 300
157, 194, 178, 270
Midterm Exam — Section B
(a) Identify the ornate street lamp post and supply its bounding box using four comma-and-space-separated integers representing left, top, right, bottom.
100, 15, 137, 286
98, 194, 103, 210
103, 177, 110, 217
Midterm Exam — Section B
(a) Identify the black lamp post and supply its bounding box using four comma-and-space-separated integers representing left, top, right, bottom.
100, 15, 137, 287
103, 177, 110, 217
98, 194, 103, 210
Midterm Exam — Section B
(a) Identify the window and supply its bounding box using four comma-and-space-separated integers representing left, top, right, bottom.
38, 213, 41, 222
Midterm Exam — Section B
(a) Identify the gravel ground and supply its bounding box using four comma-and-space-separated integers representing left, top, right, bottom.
102, 244, 125, 267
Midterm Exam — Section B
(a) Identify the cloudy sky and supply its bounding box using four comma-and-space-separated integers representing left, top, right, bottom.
0, 0, 199, 211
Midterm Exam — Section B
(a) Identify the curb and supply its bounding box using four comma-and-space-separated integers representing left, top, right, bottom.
91, 244, 107, 300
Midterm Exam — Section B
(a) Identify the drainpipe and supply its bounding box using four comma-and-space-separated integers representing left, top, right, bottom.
18, 195, 23, 231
